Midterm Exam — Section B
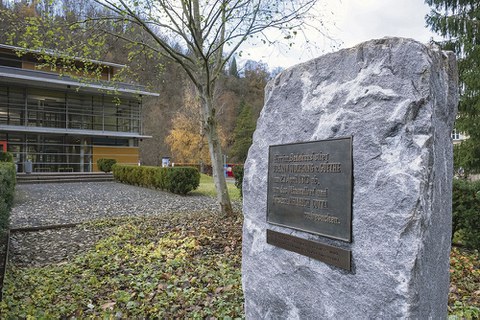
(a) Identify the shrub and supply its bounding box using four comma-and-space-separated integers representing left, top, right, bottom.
232, 165, 244, 198
0, 162, 16, 231
97, 158, 117, 173
141, 167, 157, 187
153, 167, 168, 190
173, 163, 213, 175
0, 152, 13, 163
452, 179, 480, 250
112, 165, 200, 195
165, 167, 200, 195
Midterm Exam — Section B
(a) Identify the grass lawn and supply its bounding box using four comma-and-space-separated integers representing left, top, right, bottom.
192, 174, 241, 201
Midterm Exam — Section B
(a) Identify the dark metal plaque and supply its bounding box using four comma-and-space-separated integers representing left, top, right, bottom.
267, 137, 352, 242
267, 229, 351, 270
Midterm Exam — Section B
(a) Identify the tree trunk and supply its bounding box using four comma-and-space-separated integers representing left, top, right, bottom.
200, 90, 234, 216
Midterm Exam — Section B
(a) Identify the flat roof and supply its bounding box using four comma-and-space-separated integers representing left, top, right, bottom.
0, 124, 152, 139
0, 44, 126, 69
0, 66, 159, 97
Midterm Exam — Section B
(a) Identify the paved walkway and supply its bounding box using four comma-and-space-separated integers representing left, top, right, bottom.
10, 181, 222, 228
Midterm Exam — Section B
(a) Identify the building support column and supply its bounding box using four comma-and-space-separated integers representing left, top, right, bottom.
65, 92, 69, 129
24, 88, 28, 126
80, 138, 85, 172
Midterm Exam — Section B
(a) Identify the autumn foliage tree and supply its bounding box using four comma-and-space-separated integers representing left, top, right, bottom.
166, 86, 226, 164
166, 112, 209, 164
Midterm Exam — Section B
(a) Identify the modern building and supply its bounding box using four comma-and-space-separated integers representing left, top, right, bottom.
0, 44, 158, 172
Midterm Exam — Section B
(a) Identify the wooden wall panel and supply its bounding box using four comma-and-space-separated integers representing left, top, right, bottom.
92, 146, 139, 172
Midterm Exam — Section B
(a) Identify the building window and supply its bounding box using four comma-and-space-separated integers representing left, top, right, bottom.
452, 128, 463, 141
0, 53, 22, 68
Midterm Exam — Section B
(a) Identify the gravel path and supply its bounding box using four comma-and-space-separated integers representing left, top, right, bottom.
10, 181, 221, 228
8, 181, 239, 266
9, 226, 107, 267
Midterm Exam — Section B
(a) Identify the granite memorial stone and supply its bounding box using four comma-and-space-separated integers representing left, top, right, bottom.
242, 37, 458, 319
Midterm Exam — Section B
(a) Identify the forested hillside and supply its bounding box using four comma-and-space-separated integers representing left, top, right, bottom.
0, 0, 271, 166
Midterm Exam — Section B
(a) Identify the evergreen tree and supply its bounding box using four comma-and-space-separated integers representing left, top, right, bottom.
426, 0, 480, 172
230, 101, 256, 163
229, 57, 239, 78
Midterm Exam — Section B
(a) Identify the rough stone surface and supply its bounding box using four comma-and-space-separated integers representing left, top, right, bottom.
242, 37, 458, 319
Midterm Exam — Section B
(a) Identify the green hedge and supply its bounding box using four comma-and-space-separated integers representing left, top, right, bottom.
0, 160, 16, 231
0, 152, 13, 163
452, 179, 480, 250
112, 165, 200, 195
97, 158, 117, 173
232, 165, 244, 198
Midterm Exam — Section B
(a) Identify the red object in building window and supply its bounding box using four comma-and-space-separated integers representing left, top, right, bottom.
0, 141, 6, 152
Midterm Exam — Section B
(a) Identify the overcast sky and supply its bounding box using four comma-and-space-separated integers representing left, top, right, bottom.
242, 0, 439, 70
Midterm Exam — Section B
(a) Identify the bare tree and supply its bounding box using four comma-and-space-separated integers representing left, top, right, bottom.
7, 0, 324, 215
85, 0, 323, 216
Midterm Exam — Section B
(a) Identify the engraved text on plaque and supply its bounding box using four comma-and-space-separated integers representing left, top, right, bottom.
267, 137, 353, 242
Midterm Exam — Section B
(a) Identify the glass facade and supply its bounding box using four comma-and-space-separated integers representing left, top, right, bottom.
0, 86, 141, 132
0, 84, 143, 172
0, 132, 135, 172
0, 44, 156, 173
